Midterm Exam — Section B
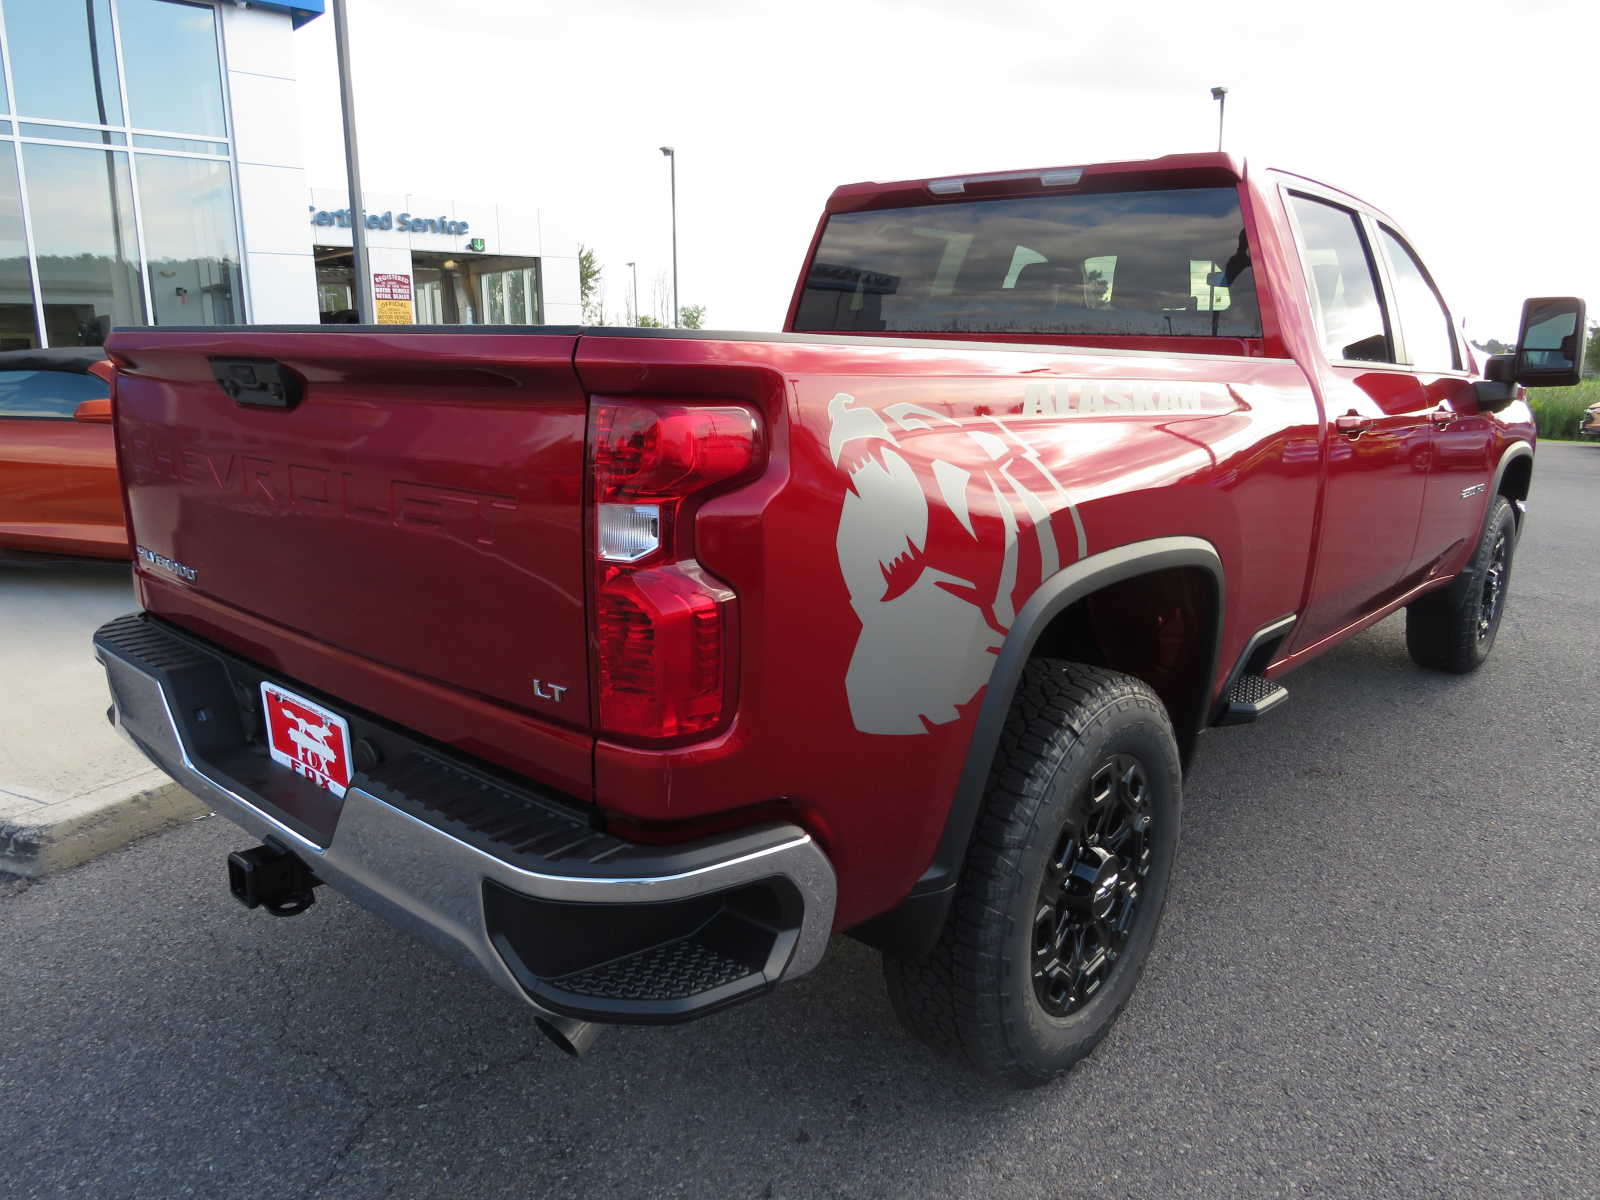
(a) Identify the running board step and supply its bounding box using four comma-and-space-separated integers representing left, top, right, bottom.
1218, 674, 1288, 726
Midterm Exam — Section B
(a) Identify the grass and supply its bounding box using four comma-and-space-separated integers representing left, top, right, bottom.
1526, 380, 1600, 441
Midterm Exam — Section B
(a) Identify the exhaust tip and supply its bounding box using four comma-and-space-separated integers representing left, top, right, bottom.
535, 1015, 602, 1058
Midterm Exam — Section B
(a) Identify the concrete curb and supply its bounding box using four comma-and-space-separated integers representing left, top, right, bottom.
0, 777, 207, 878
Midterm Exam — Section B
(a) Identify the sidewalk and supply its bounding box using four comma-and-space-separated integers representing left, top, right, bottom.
1, 562, 203, 876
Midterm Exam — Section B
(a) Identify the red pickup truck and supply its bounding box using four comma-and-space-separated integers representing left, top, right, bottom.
95, 153, 1584, 1083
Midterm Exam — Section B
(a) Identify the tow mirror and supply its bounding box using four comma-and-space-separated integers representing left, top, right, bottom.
73, 397, 112, 424
1513, 296, 1586, 387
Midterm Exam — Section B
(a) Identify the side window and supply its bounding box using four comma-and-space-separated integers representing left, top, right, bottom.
1378, 227, 1459, 371
1288, 194, 1393, 364
0, 369, 106, 418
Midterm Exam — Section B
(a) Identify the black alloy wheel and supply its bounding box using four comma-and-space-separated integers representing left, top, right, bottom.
1032, 754, 1153, 1017
882, 660, 1182, 1084
1477, 529, 1509, 645
1405, 494, 1517, 674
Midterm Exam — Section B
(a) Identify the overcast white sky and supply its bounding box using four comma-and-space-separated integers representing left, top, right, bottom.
294, 0, 1597, 343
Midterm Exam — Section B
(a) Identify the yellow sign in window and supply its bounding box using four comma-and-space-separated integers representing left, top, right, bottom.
373, 273, 414, 324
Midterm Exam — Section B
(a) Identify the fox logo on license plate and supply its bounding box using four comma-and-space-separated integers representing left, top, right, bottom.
260, 682, 354, 798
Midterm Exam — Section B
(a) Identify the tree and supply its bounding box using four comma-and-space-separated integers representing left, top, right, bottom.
1584, 321, 1600, 378
636, 315, 664, 328
649, 271, 672, 326
679, 304, 706, 330
578, 245, 604, 324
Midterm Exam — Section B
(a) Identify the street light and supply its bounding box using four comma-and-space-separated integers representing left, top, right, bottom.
659, 146, 679, 327
626, 260, 639, 325
1210, 86, 1228, 153
333, 0, 374, 323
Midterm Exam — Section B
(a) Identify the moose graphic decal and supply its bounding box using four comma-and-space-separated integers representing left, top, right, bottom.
829, 391, 1084, 736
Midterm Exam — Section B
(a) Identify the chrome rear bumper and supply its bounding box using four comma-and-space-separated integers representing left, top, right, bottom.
94, 613, 836, 1025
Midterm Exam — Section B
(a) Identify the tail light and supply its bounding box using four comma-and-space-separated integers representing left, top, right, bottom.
590, 400, 763, 741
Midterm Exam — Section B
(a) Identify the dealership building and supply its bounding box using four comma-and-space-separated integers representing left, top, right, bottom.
0, 0, 579, 350
303, 186, 570, 326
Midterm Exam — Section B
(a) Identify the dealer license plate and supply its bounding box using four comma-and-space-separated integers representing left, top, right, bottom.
260, 681, 354, 798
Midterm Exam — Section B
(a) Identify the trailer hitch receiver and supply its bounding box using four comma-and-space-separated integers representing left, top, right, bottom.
227, 843, 321, 916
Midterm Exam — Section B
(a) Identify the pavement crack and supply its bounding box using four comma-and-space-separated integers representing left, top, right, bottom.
297, 1100, 380, 1200
249, 943, 302, 1049
286, 1049, 540, 1200
309, 1052, 374, 1105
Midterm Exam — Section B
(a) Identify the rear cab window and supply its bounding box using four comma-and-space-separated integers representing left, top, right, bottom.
0, 369, 107, 419
793, 187, 1262, 341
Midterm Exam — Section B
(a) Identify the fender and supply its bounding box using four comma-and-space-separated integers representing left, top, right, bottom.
1490, 439, 1534, 521
851, 536, 1225, 956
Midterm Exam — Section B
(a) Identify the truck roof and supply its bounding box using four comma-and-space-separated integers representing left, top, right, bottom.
822, 151, 1391, 225
823, 151, 1246, 213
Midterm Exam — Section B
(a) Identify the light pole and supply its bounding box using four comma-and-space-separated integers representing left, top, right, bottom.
626, 261, 639, 325
659, 146, 678, 327
1210, 86, 1228, 153
333, 0, 374, 323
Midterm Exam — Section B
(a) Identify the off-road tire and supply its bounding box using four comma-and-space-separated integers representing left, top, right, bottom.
1405, 495, 1517, 674
882, 661, 1182, 1085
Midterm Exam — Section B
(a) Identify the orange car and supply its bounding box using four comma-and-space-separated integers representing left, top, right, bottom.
0, 347, 129, 561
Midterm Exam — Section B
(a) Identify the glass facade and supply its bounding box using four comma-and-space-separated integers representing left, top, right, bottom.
118, 0, 227, 137
6, 0, 124, 127
25, 142, 143, 345
0, 0, 243, 347
324, 248, 544, 326
0, 143, 34, 349
481, 265, 539, 324
137, 154, 241, 325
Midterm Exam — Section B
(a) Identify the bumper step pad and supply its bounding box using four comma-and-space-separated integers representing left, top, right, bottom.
554, 939, 753, 1002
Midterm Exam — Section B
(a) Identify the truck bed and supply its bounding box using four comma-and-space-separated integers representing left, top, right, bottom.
108, 322, 1317, 925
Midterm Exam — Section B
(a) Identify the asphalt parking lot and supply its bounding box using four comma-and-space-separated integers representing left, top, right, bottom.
4, 441, 1597, 1200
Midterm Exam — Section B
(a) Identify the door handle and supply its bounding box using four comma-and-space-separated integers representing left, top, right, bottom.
1335, 412, 1374, 437
1429, 407, 1456, 428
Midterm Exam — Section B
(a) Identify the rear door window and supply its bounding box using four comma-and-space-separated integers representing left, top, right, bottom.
0, 369, 106, 418
794, 186, 1261, 339
1287, 194, 1393, 364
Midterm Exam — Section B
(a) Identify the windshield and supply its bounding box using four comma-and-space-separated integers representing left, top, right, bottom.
794, 186, 1260, 339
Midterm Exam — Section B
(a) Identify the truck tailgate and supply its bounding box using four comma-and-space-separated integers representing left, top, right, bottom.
108, 329, 591, 734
